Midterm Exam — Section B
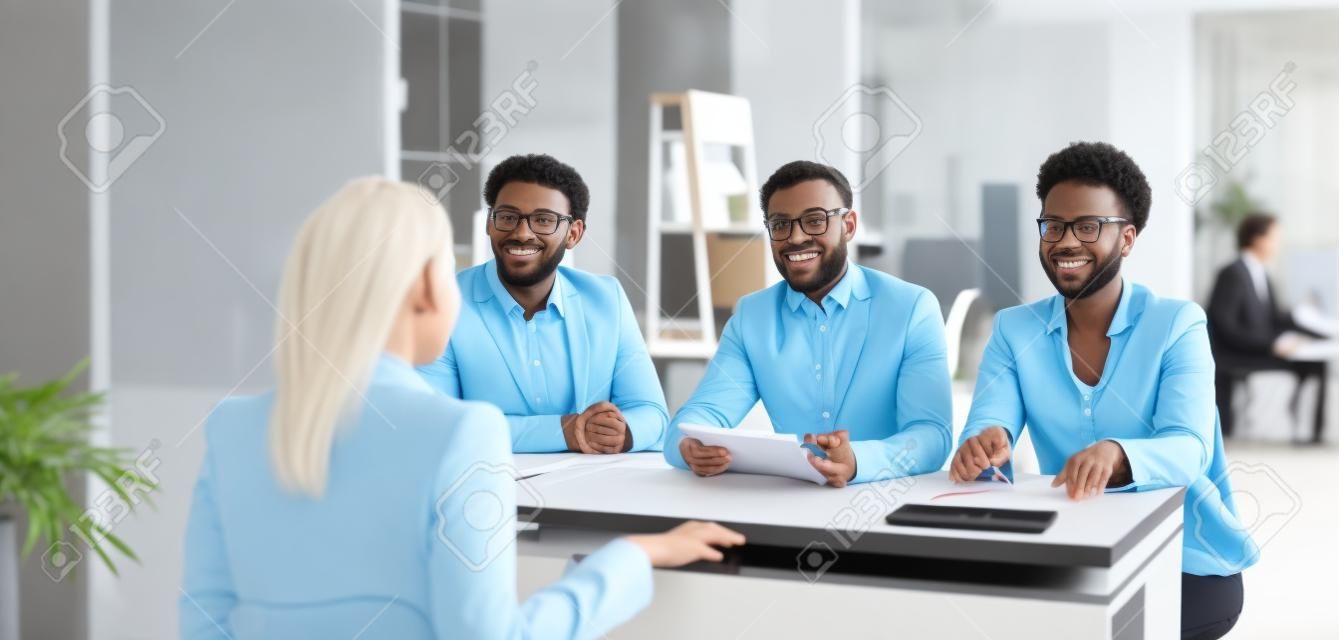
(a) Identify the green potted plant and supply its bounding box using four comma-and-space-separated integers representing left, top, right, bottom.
0, 360, 156, 635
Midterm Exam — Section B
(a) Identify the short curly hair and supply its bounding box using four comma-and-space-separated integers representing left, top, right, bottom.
1036, 142, 1151, 232
484, 154, 591, 222
759, 161, 853, 214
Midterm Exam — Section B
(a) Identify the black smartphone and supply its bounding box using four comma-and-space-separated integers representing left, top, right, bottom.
886, 504, 1056, 534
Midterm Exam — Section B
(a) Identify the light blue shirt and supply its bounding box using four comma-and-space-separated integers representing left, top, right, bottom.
486, 266, 575, 419
180, 354, 653, 639
962, 280, 1259, 576
665, 265, 953, 483
420, 262, 668, 453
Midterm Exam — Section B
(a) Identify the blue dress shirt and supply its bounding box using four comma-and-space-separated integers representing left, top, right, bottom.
419, 262, 668, 453
180, 354, 653, 639
665, 265, 953, 483
962, 280, 1259, 576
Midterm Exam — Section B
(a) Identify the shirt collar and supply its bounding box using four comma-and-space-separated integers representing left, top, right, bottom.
784, 262, 868, 313
1045, 277, 1138, 337
485, 259, 566, 318
1241, 252, 1266, 276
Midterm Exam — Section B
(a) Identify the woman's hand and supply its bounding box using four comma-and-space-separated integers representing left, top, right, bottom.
627, 521, 746, 568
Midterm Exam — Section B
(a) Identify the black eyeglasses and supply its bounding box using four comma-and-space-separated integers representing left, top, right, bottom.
1036, 216, 1130, 243
764, 208, 849, 241
490, 209, 575, 236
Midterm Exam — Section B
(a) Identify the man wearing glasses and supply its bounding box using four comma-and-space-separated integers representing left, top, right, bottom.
948, 142, 1254, 639
663, 161, 953, 486
419, 154, 668, 454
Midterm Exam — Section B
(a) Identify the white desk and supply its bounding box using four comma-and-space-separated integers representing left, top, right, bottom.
514, 458, 1184, 640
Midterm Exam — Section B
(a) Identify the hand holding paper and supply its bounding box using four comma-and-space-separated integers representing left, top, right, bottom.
679, 437, 732, 477
678, 424, 826, 485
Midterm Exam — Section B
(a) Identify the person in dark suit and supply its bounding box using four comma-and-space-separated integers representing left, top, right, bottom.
1207, 213, 1327, 443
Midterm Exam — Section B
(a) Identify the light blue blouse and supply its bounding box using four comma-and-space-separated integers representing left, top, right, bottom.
180, 354, 653, 639
962, 281, 1259, 576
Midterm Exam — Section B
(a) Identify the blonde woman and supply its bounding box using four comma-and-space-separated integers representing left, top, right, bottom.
180, 178, 744, 639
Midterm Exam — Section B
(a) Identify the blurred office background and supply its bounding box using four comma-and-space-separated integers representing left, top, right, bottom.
2, 0, 1336, 638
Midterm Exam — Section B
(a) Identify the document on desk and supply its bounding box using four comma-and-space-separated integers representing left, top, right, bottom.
678, 423, 827, 485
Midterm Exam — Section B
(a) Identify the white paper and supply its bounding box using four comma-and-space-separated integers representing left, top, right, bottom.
678, 423, 827, 485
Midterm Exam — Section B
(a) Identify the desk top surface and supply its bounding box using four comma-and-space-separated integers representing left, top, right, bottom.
513, 454, 1184, 568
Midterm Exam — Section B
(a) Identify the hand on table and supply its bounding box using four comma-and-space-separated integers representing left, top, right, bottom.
562, 401, 630, 454
1051, 440, 1130, 500
627, 521, 746, 567
802, 429, 857, 488
948, 426, 1012, 483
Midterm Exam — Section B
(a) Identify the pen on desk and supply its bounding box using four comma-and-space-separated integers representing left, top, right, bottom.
990, 465, 1012, 485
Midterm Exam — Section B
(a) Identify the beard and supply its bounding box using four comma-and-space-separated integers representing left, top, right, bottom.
497, 242, 566, 288
775, 240, 849, 294
1042, 247, 1122, 300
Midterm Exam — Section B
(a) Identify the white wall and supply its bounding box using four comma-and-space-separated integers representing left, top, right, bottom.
1106, 11, 1195, 301
482, 0, 617, 276
866, 2, 1196, 305
92, 1, 395, 637
730, 0, 862, 191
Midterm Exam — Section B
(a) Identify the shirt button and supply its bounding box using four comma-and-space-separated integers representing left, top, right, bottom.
815, 374, 822, 380
819, 325, 828, 333
534, 396, 542, 403
1083, 394, 1090, 401
822, 411, 831, 419
814, 364, 822, 370
1083, 408, 1092, 416
532, 359, 541, 367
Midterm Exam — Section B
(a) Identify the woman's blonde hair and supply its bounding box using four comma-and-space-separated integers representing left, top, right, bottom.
270, 178, 453, 496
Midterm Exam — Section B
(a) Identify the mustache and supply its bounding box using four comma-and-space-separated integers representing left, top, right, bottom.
781, 243, 822, 254
1048, 248, 1091, 259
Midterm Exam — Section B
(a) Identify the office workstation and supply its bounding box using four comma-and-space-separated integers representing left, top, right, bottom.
4, 2, 1337, 640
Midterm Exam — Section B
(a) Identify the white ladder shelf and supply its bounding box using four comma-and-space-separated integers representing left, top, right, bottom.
644, 90, 772, 359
